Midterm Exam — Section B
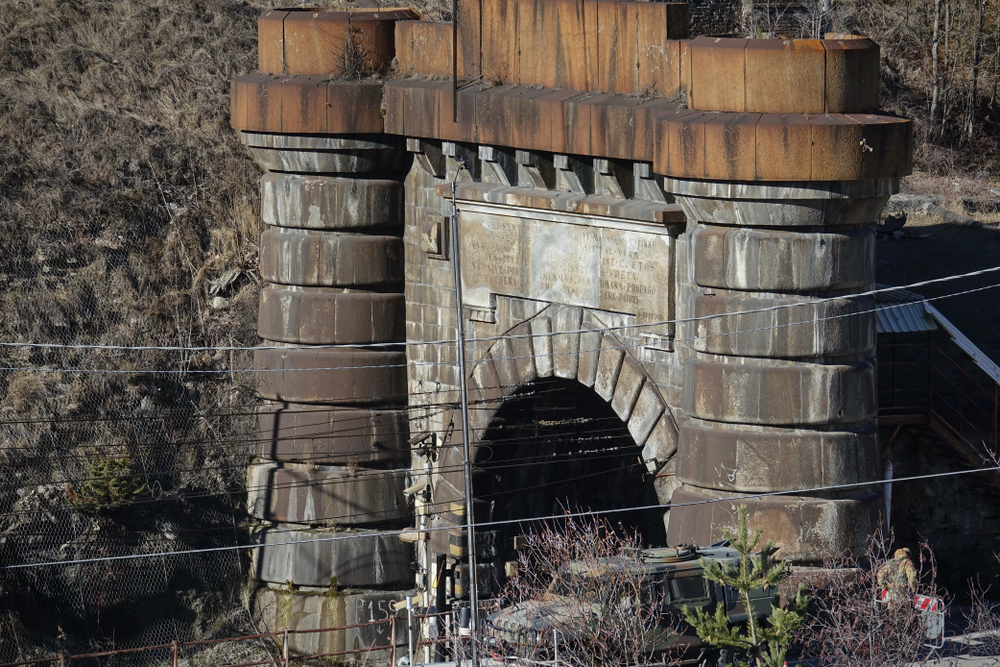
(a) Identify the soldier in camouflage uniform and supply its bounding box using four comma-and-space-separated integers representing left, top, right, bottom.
877, 548, 918, 603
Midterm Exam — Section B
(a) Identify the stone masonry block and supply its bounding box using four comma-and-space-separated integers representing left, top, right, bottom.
551, 306, 583, 380
509, 322, 538, 386
594, 334, 626, 402
258, 11, 288, 75
530, 316, 554, 378
690, 225, 875, 292
247, 463, 411, 525
488, 337, 520, 396
744, 39, 825, 114
666, 484, 884, 561
258, 285, 404, 345
254, 587, 404, 657
576, 322, 603, 388
689, 36, 747, 112
255, 403, 409, 464
260, 174, 402, 232
252, 525, 413, 587
676, 421, 879, 493
682, 356, 876, 426
824, 37, 880, 113
259, 229, 404, 288
641, 411, 679, 472
627, 382, 666, 449
254, 347, 407, 405
611, 357, 645, 421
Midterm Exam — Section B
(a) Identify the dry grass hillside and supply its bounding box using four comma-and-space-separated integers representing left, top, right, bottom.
0, 0, 998, 659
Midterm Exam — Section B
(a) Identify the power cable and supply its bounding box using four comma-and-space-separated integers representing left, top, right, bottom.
4, 462, 1000, 571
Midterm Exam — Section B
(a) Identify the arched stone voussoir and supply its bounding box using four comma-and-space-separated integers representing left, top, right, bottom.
549, 305, 584, 380
594, 333, 627, 402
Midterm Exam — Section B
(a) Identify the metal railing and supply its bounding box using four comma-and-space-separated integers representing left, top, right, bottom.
0, 609, 464, 667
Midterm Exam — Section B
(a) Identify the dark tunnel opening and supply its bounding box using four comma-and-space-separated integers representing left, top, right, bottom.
472, 377, 664, 589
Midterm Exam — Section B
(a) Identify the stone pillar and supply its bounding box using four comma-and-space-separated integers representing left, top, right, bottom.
667, 178, 889, 561
245, 132, 413, 655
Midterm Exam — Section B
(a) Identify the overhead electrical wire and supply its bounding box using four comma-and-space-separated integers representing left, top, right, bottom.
4, 463, 1000, 571
0, 263, 996, 357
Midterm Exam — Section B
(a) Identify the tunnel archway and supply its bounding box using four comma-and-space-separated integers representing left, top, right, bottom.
472, 377, 665, 578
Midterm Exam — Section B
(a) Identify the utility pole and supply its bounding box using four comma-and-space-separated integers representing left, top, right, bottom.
450, 178, 479, 667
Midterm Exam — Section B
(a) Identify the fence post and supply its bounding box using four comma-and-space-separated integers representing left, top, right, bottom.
283, 627, 290, 667
172, 640, 178, 667
405, 593, 415, 667
57, 655, 65, 667
391, 613, 397, 666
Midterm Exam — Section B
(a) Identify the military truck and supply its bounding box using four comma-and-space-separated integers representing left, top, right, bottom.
485, 545, 775, 664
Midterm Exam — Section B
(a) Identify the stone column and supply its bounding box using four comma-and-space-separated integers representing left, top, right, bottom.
245, 132, 413, 655
667, 178, 890, 561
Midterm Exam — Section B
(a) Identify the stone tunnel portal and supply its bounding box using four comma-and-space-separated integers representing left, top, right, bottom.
474, 377, 665, 581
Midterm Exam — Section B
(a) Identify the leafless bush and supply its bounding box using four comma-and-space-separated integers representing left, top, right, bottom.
802, 531, 944, 666
478, 513, 681, 667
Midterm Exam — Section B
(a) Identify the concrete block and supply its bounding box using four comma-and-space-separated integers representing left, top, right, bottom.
247, 463, 410, 525
665, 484, 885, 561
641, 411, 679, 471
854, 113, 914, 180
689, 36, 747, 112
243, 74, 283, 134
283, 11, 351, 76
517, 0, 556, 88
258, 11, 289, 75
260, 174, 402, 232
252, 525, 413, 587
594, 334, 626, 402
530, 316, 554, 378
676, 421, 879, 493
665, 111, 716, 180
553, 0, 591, 91
254, 586, 404, 658
823, 37, 880, 113
254, 347, 407, 405
393, 19, 414, 74
744, 39, 825, 114
627, 382, 666, 448
682, 356, 876, 426
410, 21, 453, 76
259, 229, 404, 288
611, 357, 645, 421
690, 226, 875, 292
688, 292, 876, 359
551, 306, 583, 380
255, 403, 409, 464
258, 285, 404, 345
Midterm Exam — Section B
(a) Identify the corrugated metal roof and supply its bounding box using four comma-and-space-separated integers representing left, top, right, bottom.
876, 301, 937, 333
875, 285, 937, 334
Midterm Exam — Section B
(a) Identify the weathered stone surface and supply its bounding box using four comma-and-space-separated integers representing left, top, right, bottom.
252, 525, 413, 587
744, 39, 826, 114
259, 229, 403, 288
241, 132, 403, 174
682, 356, 876, 426
666, 484, 885, 561
677, 421, 879, 493
611, 357, 645, 421
529, 316, 554, 378
255, 347, 407, 405
690, 225, 875, 292
594, 334, 626, 402
247, 463, 411, 525
641, 412, 679, 471
260, 174, 403, 231
627, 382, 666, 448
256, 403, 409, 464
258, 285, 404, 344
674, 193, 891, 227
254, 586, 404, 658
551, 305, 583, 380
687, 292, 876, 359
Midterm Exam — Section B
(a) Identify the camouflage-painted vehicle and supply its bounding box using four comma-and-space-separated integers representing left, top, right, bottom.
486, 545, 775, 663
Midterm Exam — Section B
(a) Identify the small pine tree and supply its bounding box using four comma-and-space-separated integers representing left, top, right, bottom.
682, 506, 807, 667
